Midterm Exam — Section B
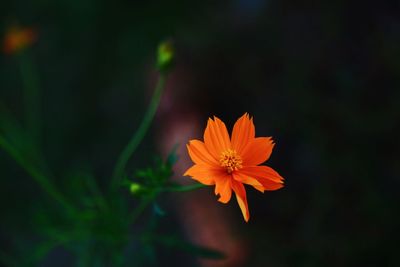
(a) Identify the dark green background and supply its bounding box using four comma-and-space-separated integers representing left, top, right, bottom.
1, 0, 399, 266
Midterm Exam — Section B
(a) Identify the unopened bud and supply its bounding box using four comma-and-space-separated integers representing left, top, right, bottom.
157, 40, 174, 73
3, 25, 37, 55
129, 183, 142, 195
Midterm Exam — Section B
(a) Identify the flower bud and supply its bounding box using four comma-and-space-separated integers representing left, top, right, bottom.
157, 39, 174, 73
3, 25, 37, 55
129, 183, 142, 195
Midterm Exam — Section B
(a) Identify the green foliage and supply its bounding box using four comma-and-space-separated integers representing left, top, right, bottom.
0, 41, 217, 266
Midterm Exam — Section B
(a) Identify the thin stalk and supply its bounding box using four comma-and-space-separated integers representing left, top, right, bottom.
129, 183, 205, 223
18, 51, 41, 146
130, 193, 158, 223
128, 183, 205, 223
161, 183, 207, 192
0, 134, 74, 213
84, 173, 108, 211
111, 74, 167, 190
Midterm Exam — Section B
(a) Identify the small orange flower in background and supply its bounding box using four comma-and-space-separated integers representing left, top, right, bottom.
184, 113, 284, 222
3, 25, 37, 55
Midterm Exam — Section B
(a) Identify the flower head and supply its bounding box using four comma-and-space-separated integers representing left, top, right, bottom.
184, 113, 284, 222
3, 25, 37, 55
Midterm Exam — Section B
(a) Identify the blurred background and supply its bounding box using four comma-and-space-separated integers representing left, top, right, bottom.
1, 0, 399, 266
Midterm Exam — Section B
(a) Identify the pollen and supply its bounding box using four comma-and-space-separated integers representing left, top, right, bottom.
219, 149, 242, 174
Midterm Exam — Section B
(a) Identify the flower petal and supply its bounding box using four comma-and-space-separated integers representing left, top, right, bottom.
232, 172, 264, 192
231, 113, 255, 154
204, 116, 231, 158
241, 137, 274, 166
239, 166, 284, 190
214, 174, 232, 203
183, 164, 224, 185
187, 140, 219, 167
231, 180, 250, 222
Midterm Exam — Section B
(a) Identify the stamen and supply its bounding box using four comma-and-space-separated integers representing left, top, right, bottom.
220, 149, 242, 174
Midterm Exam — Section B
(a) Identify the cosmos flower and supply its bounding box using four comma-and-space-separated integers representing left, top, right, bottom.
184, 113, 284, 222
3, 25, 37, 55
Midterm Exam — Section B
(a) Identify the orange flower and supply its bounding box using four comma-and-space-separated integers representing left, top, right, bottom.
3, 26, 37, 55
184, 113, 284, 222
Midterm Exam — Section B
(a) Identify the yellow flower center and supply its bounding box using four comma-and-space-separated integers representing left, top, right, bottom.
219, 149, 242, 174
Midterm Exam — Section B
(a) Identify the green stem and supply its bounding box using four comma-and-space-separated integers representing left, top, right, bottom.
111, 74, 167, 190
0, 134, 74, 213
130, 196, 155, 223
129, 183, 204, 223
84, 173, 108, 210
18, 51, 41, 146
162, 183, 207, 192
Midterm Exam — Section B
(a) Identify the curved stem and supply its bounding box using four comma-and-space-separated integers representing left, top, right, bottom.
130, 195, 156, 223
0, 134, 74, 213
84, 172, 108, 211
111, 74, 167, 190
129, 183, 205, 223
161, 183, 207, 192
